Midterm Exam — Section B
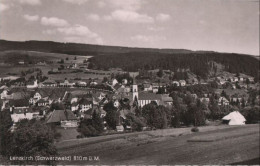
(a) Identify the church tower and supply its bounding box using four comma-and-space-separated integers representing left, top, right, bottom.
132, 77, 138, 102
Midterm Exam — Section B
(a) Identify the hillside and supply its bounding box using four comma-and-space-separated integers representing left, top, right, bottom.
0, 40, 258, 80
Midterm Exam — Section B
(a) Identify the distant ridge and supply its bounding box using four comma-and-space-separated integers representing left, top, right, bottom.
0, 39, 219, 56
0, 39, 258, 59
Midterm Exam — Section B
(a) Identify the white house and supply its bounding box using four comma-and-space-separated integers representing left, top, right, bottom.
172, 81, 180, 86
27, 80, 38, 89
122, 79, 128, 85
71, 102, 79, 112
1, 89, 11, 99
179, 80, 186, 86
11, 110, 39, 123
77, 81, 87, 86
59, 79, 75, 87
143, 83, 152, 91
114, 100, 120, 108
218, 97, 229, 106
152, 83, 159, 93
112, 79, 118, 86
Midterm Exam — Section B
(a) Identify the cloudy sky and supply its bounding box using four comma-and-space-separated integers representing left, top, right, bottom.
0, 0, 259, 55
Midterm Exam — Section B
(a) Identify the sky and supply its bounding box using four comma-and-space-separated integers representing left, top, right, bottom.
0, 0, 259, 55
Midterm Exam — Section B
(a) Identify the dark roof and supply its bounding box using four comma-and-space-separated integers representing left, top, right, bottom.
114, 83, 122, 90
37, 99, 48, 103
46, 109, 77, 123
78, 98, 92, 105
42, 80, 57, 84
12, 107, 34, 114
9, 99, 29, 107
34, 88, 67, 100
161, 95, 173, 102
138, 92, 161, 100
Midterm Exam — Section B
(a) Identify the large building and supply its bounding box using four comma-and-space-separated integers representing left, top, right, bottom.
121, 78, 172, 108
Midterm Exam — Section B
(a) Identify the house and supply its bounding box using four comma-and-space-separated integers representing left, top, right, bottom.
222, 111, 246, 125
112, 79, 118, 86
238, 83, 247, 89
1, 89, 11, 99
192, 78, 199, 85
219, 79, 226, 85
76, 81, 87, 87
124, 86, 131, 93
122, 79, 128, 85
114, 100, 120, 108
39, 80, 57, 87
37, 99, 49, 106
0, 76, 20, 82
27, 80, 38, 89
121, 79, 164, 108
248, 77, 254, 82
59, 79, 75, 87
172, 81, 180, 86
218, 97, 229, 106
71, 102, 79, 112
90, 80, 98, 85
9, 99, 31, 122
161, 94, 173, 106
0, 85, 8, 90
179, 80, 186, 86
11, 108, 39, 123
116, 125, 124, 132
233, 77, 239, 82
231, 97, 244, 105
138, 92, 162, 107
78, 98, 93, 112
29, 88, 67, 105
152, 83, 159, 93
46, 109, 78, 127
143, 83, 152, 91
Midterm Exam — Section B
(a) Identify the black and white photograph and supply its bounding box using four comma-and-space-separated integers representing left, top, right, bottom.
0, 0, 259, 165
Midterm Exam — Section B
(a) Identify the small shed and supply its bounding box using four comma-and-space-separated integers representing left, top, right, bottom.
222, 111, 246, 125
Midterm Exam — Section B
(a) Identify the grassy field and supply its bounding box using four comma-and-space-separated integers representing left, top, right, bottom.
0, 50, 96, 79
57, 124, 259, 165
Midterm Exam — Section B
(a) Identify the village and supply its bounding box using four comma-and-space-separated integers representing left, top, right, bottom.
0, 55, 259, 140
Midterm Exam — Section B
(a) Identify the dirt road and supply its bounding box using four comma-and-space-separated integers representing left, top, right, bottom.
58, 125, 259, 165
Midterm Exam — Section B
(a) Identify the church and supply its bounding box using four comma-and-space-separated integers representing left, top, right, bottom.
123, 78, 165, 108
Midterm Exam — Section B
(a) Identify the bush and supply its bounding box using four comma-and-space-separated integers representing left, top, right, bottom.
191, 127, 199, 132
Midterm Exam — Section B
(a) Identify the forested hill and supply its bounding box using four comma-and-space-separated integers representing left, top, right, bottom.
0, 40, 196, 55
88, 52, 259, 80
0, 40, 258, 80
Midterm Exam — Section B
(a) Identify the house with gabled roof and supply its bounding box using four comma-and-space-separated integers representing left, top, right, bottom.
78, 98, 93, 112
143, 83, 152, 91
218, 97, 229, 106
11, 107, 39, 123
46, 109, 78, 127
29, 88, 67, 105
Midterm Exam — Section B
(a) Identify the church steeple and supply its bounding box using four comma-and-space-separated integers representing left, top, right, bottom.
132, 76, 138, 102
